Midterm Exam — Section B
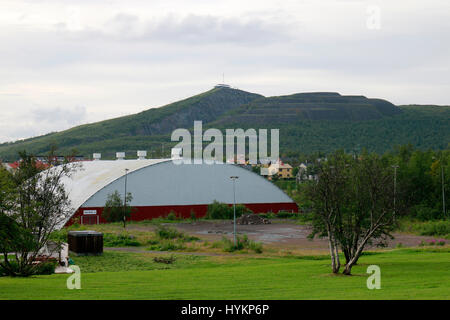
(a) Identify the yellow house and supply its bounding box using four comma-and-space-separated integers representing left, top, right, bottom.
260, 161, 293, 179
277, 163, 293, 179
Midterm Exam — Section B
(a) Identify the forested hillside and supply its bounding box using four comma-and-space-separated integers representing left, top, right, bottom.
0, 87, 448, 161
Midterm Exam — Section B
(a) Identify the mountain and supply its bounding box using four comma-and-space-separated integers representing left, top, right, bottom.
0, 87, 449, 161
0, 87, 261, 160
213, 91, 401, 126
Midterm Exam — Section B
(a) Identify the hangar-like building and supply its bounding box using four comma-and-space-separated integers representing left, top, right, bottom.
61, 158, 298, 226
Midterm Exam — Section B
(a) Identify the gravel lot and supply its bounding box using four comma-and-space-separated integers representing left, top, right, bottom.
166, 220, 436, 253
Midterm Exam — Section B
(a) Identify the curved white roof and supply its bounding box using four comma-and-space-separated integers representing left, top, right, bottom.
58, 158, 294, 228
59, 159, 169, 227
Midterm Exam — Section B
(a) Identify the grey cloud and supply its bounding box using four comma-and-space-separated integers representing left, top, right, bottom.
60, 13, 294, 45
0, 105, 87, 142
140, 14, 293, 44
31, 106, 87, 125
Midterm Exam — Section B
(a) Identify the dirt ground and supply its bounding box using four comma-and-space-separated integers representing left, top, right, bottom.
128, 220, 436, 254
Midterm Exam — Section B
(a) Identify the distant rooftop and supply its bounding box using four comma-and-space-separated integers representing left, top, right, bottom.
214, 83, 231, 89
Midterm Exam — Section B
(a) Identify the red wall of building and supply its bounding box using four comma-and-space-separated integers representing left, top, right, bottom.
65, 202, 299, 226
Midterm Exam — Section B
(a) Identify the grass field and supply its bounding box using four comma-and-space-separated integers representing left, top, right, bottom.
1, 248, 449, 300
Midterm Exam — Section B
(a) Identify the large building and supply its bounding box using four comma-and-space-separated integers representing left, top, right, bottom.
61, 157, 298, 226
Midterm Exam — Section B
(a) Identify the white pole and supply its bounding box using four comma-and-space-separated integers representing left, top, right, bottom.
124, 168, 129, 227
392, 165, 399, 215
230, 176, 239, 246
442, 164, 446, 217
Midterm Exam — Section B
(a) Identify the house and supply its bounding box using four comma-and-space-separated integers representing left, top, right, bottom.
296, 162, 318, 183
260, 159, 294, 180
277, 162, 293, 179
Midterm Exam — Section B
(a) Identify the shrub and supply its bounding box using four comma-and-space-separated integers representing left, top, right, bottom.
153, 255, 176, 264
206, 201, 232, 219
411, 204, 443, 221
167, 211, 176, 221
276, 211, 299, 219
221, 235, 263, 253
190, 210, 197, 220
155, 225, 184, 239
148, 240, 186, 251
103, 233, 141, 247
34, 261, 57, 275
417, 220, 450, 236
153, 225, 199, 245
259, 212, 276, 219
206, 201, 252, 219
0, 261, 19, 277
235, 204, 253, 217
248, 240, 263, 253
1, 260, 57, 276
49, 229, 69, 243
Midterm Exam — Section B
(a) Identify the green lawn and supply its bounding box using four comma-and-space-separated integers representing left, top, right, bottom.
1, 248, 449, 300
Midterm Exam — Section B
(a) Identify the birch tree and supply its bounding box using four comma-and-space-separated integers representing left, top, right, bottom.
307, 151, 396, 275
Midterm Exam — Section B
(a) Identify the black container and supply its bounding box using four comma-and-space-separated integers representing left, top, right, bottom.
68, 230, 103, 255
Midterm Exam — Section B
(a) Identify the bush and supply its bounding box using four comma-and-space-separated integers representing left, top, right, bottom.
153, 225, 199, 247
411, 204, 443, 221
276, 211, 300, 219
221, 235, 263, 253
206, 201, 232, 219
148, 240, 186, 251
190, 210, 197, 220
155, 225, 184, 239
259, 212, 276, 219
235, 204, 253, 217
0, 261, 19, 277
166, 211, 177, 221
34, 261, 57, 275
417, 220, 450, 236
153, 255, 176, 264
1, 260, 57, 276
103, 233, 141, 247
206, 201, 252, 219
49, 229, 69, 243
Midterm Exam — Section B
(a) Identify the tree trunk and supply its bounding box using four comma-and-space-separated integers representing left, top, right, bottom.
343, 241, 367, 275
327, 227, 340, 273
334, 239, 340, 271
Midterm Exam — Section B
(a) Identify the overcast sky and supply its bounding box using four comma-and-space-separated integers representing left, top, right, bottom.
0, 0, 449, 142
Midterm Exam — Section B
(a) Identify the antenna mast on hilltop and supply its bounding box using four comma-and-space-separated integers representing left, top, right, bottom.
214, 73, 231, 89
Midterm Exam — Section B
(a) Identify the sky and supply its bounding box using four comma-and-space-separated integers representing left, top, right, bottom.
0, 0, 449, 142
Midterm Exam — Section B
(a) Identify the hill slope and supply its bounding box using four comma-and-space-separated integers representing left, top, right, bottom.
213, 92, 401, 126
0, 87, 261, 160
0, 88, 448, 161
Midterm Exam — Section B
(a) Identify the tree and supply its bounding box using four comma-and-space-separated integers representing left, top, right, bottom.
306, 151, 350, 273
0, 151, 80, 276
306, 150, 396, 275
103, 190, 134, 227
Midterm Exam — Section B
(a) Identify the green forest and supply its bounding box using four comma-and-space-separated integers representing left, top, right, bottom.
0, 87, 448, 161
